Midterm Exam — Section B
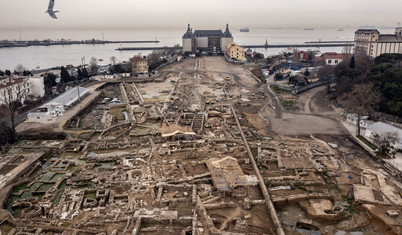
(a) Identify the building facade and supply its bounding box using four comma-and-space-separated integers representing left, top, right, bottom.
131, 56, 148, 75
320, 52, 350, 65
0, 77, 31, 105
182, 24, 233, 53
354, 28, 402, 58
226, 42, 246, 61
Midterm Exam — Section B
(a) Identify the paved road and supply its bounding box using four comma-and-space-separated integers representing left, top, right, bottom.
260, 74, 283, 119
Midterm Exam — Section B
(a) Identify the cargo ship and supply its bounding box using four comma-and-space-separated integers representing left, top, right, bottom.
239, 27, 250, 32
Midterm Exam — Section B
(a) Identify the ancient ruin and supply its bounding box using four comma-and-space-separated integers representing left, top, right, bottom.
0, 57, 400, 234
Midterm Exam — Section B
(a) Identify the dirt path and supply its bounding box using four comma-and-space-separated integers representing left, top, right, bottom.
258, 84, 349, 136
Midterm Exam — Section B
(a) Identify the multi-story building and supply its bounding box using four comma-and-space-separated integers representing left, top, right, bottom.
130, 56, 148, 75
0, 77, 31, 105
226, 42, 246, 61
354, 28, 402, 58
182, 24, 233, 53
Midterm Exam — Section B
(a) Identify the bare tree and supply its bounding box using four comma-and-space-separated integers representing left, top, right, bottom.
147, 50, 164, 65
342, 44, 352, 64
343, 82, 380, 136
373, 131, 400, 155
317, 65, 335, 92
0, 79, 29, 135
14, 64, 26, 75
89, 57, 98, 75
110, 56, 117, 65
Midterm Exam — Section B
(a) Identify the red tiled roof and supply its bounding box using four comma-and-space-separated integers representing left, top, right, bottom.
321, 52, 350, 60
0, 77, 27, 89
130, 56, 147, 63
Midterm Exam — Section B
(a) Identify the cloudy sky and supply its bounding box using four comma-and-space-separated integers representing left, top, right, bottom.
0, 0, 401, 30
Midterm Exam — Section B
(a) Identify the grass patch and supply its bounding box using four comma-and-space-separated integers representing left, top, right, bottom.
345, 196, 357, 214
250, 147, 258, 158
283, 100, 295, 107
259, 166, 267, 171
250, 67, 265, 83
297, 186, 313, 194
270, 85, 290, 95
356, 135, 377, 150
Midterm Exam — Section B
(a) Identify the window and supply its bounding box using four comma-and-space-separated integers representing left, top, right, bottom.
335, 60, 338, 64
328, 60, 332, 64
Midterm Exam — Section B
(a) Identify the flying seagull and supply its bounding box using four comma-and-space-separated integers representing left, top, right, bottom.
43, 0, 60, 19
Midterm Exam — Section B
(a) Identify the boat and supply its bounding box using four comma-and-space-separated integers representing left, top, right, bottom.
337, 28, 344, 31
303, 28, 314, 30
240, 27, 250, 32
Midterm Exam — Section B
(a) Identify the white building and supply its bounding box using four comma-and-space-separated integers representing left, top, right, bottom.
0, 77, 31, 105
365, 122, 402, 150
354, 28, 402, 58
345, 114, 373, 128
27, 86, 90, 122
319, 52, 350, 66
182, 24, 233, 53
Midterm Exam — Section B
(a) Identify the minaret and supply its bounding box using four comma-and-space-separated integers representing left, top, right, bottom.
221, 23, 233, 51
264, 39, 269, 48
183, 23, 194, 53
223, 23, 232, 38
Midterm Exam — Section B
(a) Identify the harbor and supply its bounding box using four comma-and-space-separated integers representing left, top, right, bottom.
0, 40, 160, 49
116, 41, 354, 51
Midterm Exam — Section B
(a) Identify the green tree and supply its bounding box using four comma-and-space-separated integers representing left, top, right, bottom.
374, 53, 402, 65
274, 73, 283, 80
368, 65, 402, 115
60, 66, 71, 83
5, 70, 11, 76
77, 68, 83, 80
43, 73, 57, 95
349, 56, 355, 69
81, 68, 89, 78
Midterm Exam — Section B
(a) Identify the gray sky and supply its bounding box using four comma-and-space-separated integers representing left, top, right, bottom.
0, 0, 401, 30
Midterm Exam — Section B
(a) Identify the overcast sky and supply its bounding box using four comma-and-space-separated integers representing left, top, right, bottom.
0, 0, 401, 30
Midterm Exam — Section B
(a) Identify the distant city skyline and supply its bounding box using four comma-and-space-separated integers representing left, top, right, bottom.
0, 0, 401, 31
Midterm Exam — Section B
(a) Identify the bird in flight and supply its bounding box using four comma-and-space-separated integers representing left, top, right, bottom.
43, 0, 60, 19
